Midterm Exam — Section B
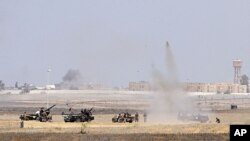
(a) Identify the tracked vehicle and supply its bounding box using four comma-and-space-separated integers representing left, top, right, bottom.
62, 107, 94, 122
19, 105, 56, 122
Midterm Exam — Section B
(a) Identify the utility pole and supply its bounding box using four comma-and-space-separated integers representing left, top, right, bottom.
47, 68, 51, 108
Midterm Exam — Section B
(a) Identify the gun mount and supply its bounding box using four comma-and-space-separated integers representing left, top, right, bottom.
62, 107, 94, 122
19, 104, 56, 122
112, 112, 135, 123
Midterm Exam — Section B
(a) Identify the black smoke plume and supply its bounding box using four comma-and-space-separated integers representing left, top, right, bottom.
63, 69, 82, 82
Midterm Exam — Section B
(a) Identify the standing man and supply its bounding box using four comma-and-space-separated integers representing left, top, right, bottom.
69, 107, 74, 114
40, 107, 45, 117
135, 112, 139, 122
143, 112, 147, 123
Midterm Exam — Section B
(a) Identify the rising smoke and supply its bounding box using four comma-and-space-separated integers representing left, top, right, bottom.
61, 69, 83, 89
63, 69, 82, 82
148, 42, 194, 122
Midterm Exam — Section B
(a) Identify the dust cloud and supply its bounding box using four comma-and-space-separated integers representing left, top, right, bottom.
148, 42, 194, 123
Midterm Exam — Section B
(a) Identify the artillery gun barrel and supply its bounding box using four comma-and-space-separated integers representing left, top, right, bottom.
88, 107, 94, 112
45, 104, 56, 111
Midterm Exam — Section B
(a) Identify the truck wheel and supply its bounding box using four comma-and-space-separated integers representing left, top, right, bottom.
118, 118, 124, 123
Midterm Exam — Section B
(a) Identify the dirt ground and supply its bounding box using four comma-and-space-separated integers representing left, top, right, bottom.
0, 133, 228, 141
1, 111, 249, 141
1, 91, 250, 140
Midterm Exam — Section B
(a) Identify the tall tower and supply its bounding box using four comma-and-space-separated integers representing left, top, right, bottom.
233, 59, 242, 84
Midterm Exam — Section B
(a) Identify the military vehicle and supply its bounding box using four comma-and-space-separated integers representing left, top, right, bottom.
112, 112, 135, 123
62, 107, 94, 122
177, 111, 209, 123
19, 83, 36, 94
19, 104, 56, 122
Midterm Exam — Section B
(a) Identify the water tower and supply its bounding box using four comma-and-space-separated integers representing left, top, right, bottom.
233, 59, 242, 84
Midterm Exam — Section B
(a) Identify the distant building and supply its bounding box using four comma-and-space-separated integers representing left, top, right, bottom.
184, 82, 247, 93
45, 85, 56, 90
128, 81, 151, 91
55, 82, 111, 90
78, 83, 112, 90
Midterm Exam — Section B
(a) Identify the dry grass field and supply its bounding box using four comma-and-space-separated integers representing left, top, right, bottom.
1, 91, 250, 140
0, 112, 248, 141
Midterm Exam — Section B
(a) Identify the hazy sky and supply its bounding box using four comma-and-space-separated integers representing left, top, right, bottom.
0, 0, 250, 87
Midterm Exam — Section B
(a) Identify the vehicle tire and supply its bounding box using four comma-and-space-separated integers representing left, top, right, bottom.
118, 118, 124, 123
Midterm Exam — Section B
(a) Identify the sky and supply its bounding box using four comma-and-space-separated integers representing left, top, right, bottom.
0, 0, 250, 87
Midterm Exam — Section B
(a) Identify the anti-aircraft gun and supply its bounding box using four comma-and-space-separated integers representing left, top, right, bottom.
62, 107, 94, 122
19, 104, 56, 122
